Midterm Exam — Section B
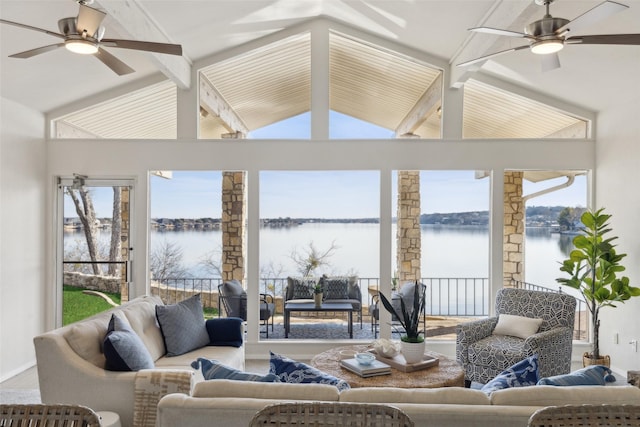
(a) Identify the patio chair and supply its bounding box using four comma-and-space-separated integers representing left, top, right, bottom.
0, 404, 101, 427
218, 280, 275, 337
249, 402, 414, 426
369, 282, 426, 339
528, 404, 640, 426
456, 287, 576, 386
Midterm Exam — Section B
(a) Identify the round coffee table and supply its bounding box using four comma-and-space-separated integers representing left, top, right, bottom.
310, 344, 464, 388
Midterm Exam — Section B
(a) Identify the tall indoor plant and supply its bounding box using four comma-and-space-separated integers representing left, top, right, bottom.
378, 281, 425, 363
557, 208, 640, 365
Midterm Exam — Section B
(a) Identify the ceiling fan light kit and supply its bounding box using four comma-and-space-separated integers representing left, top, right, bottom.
458, 0, 640, 70
65, 38, 99, 55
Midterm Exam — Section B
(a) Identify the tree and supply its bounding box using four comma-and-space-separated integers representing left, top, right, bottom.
67, 188, 100, 275
150, 239, 188, 281
557, 206, 584, 231
289, 240, 339, 277
199, 247, 223, 278
108, 187, 122, 276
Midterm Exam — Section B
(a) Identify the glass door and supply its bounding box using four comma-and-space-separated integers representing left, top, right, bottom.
56, 176, 134, 326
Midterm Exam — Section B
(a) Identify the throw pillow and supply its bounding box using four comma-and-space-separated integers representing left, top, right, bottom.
220, 280, 247, 319
481, 354, 539, 394
103, 314, 155, 371
192, 357, 279, 382
269, 351, 350, 391
289, 277, 314, 299
322, 277, 350, 299
156, 294, 210, 356
537, 365, 616, 386
205, 318, 243, 347
493, 314, 543, 339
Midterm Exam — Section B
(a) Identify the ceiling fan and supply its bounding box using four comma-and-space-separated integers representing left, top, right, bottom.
0, 1, 182, 75
458, 0, 640, 71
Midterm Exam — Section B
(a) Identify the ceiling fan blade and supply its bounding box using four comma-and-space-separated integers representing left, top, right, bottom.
0, 19, 65, 39
94, 47, 135, 75
469, 26, 531, 39
457, 45, 530, 67
101, 38, 183, 56
76, 3, 106, 37
566, 34, 640, 45
541, 52, 560, 72
556, 1, 628, 35
8, 43, 65, 58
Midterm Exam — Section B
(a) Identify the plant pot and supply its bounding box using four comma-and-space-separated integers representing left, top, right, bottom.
582, 351, 611, 368
400, 340, 425, 364
314, 293, 323, 308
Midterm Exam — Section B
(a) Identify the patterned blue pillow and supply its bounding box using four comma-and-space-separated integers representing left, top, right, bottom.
269, 352, 350, 391
104, 314, 154, 371
192, 358, 279, 382
537, 365, 616, 386
156, 294, 210, 356
481, 354, 539, 394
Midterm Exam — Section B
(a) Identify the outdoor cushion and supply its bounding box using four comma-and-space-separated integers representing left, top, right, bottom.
103, 313, 154, 371
287, 277, 315, 300
220, 280, 247, 318
269, 351, 350, 391
481, 354, 539, 394
322, 276, 350, 299
192, 357, 278, 382
156, 294, 210, 356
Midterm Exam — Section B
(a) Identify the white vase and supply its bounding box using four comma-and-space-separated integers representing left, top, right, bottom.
401, 340, 426, 364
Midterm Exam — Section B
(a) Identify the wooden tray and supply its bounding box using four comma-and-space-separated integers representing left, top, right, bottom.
368, 349, 439, 373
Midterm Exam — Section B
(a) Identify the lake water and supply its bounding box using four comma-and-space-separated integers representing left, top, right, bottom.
66, 223, 575, 292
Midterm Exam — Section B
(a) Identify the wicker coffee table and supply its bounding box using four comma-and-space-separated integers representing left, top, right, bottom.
310, 344, 464, 388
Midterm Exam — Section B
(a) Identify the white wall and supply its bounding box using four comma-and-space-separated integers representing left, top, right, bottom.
0, 97, 47, 381
595, 97, 640, 374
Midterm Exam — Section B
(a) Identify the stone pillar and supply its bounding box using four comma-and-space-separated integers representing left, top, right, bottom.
222, 171, 246, 282
120, 186, 130, 302
503, 171, 524, 287
397, 171, 421, 283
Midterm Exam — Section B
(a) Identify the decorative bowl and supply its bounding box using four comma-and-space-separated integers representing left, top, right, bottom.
355, 352, 376, 365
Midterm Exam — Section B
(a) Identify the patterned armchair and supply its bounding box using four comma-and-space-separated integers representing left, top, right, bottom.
456, 287, 576, 385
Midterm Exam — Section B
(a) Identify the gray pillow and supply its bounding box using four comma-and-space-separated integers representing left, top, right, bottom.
156, 294, 210, 356
103, 314, 154, 371
323, 277, 349, 299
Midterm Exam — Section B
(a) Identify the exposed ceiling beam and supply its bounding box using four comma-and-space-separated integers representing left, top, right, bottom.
395, 74, 442, 136
449, 0, 537, 88
94, 0, 191, 89
199, 74, 250, 135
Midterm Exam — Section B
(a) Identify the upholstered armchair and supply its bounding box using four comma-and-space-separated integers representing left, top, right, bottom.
456, 287, 576, 386
218, 280, 275, 337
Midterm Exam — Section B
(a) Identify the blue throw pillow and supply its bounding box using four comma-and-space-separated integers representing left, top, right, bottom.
269, 351, 350, 391
156, 294, 210, 356
481, 354, 539, 394
192, 358, 279, 382
205, 318, 243, 347
103, 314, 155, 371
537, 365, 616, 386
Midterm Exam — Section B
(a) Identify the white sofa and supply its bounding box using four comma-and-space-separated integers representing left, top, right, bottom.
157, 380, 640, 427
33, 295, 244, 427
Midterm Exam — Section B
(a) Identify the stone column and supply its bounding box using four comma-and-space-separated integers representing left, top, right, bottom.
120, 186, 130, 302
397, 171, 421, 283
222, 171, 246, 282
503, 171, 524, 287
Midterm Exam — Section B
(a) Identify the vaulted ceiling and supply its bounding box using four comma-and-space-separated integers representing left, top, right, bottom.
1, 0, 639, 130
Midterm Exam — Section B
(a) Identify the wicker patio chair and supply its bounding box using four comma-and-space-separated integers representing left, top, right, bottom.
0, 404, 102, 426
528, 404, 640, 427
249, 402, 414, 426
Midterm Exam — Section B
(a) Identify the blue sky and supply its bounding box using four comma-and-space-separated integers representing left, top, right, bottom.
66, 111, 587, 218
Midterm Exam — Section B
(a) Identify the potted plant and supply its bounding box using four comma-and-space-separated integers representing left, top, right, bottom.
378, 280, 425, 363
557, 208, 640, 366
313, 283, 323, 308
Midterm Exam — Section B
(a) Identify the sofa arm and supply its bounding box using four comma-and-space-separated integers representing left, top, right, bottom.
133, 369, 195, 427
456, 317, 498, 365
524, 327, 574, 378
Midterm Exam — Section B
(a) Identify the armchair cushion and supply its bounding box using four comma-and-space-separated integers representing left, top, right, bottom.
480, 354, 539, 394
156, 294, 209, 356
205, 318, 243, 347
493, 314, 543, 339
